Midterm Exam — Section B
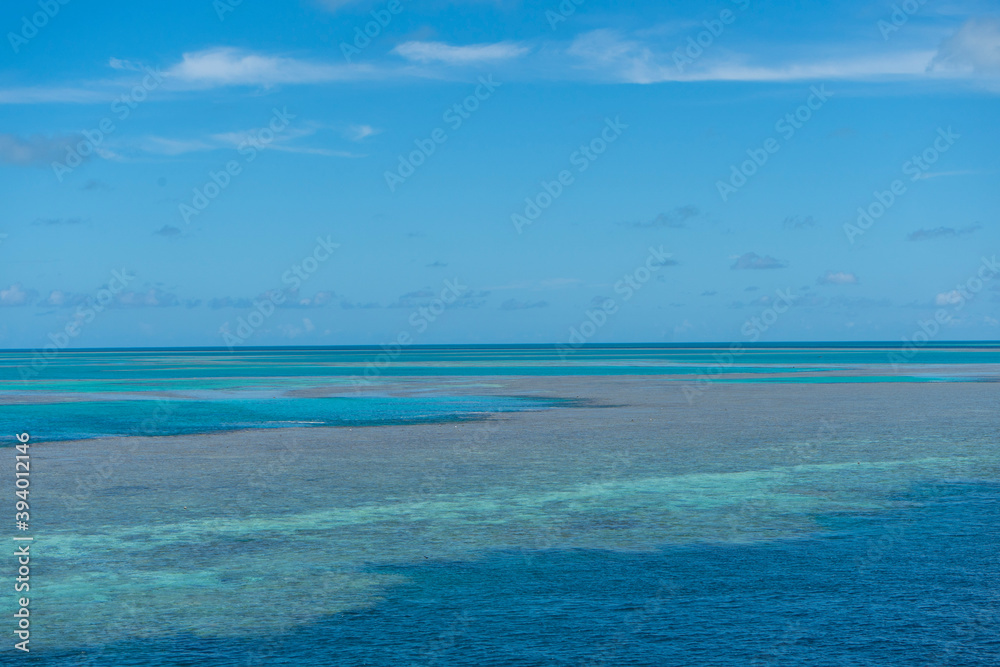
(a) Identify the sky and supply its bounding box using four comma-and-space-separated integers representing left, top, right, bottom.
0, 0, 998, 348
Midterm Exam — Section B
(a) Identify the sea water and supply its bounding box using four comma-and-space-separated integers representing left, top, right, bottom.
0, 345, 997, 665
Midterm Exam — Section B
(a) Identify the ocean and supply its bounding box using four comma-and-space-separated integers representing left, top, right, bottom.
1, 344, 998, 665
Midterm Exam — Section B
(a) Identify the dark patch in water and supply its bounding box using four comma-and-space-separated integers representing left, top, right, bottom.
30, 482, 1000, 666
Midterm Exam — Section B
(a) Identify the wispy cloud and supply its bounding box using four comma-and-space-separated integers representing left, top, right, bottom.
278, 317, 316, 339
116, 289, 181, 308
393, 41, 530, 65
211, 290, 336, 309
500, 299, 549, 310
731, 252, 788, 270
910, 169, 981, 180
826, 296, 890, 308
929, 17, 1000, 75
109, 57, 144, 72
935, 290, 965, 306
783, 215, 817, 229
907, 224, 981, 241
5, 284, 185, 309
153, 225, 182, 238
214, 124, 361, 156
567, 29, 938, 83
209, 296, 254, 310
622, 205, 698, 229
486, 278, 583, 291
345, 124, 380, 141
32, 217, 85, 226
388, 287, 489, 309
0, 284, 37, 307
340, 299, 381, 309
291, 291, 337, 308
43, 290, 86, 308
137, 124, 362, 159
817, 270, 859, 285
138, 137, 216, 156
165, 47, 376, 88
0, 134, 79, 166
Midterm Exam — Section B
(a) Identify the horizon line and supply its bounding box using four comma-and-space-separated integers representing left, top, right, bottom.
2, 341, 999, 353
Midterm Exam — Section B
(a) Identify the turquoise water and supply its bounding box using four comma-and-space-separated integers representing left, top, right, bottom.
2, 345, 998, 664
3, 343, 1000, 391
0, 395, 569, 443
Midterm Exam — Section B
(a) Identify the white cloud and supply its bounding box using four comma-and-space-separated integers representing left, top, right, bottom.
139, 137, 217, 156
109, 57, 143, 71
930, 17, 1000, 74
136, 124, 363, 159
817, 271, 859, 285
537, 277, 583, 290
165, 47, 373, 87
269, 145, 364, 157
0, 284, 36, 307
279, 317, 318, 338
346, 124, 380, 141
566, 29, 937, 83
3, 48, 382, 104
45, 290, 67, 307
935, 290, 964, 306
393, 41, 530, 65
116, 289, 180, 308
210, 125, 363, 158
731, 252, 787, 270
210, 125, 316, 147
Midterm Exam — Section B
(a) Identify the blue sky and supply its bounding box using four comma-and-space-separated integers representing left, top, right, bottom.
1, 0, 998, 348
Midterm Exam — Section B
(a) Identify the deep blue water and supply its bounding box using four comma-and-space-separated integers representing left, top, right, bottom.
32, 482, 1000, 666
